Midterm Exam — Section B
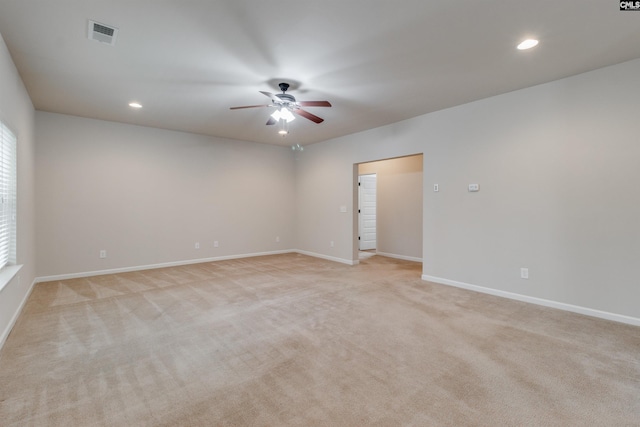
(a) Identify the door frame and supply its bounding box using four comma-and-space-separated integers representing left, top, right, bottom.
352, 154, 424, 265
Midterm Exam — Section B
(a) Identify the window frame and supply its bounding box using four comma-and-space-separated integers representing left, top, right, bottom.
0, 119, 17, 271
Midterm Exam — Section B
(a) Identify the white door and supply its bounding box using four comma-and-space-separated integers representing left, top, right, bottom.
358, 174, 377, 250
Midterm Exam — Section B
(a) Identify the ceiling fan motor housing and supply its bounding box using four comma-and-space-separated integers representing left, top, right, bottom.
275, 93, 296, 103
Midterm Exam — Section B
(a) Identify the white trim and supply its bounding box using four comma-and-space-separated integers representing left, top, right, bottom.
0, 264, 21, 293
294, 250, 357, 266
35, 249, 361, 283
35, 250, 295, 283
1, 275, 36, 350
376, 252, 422, 263
422, 274, 640, 327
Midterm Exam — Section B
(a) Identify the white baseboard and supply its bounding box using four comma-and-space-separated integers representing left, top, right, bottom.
295, 250, 358, 266
376, 252, 422, 263
35, 250, 296, 283
422, 275, 640, 327
1, 277, 37, 350
35, 249, 361, 283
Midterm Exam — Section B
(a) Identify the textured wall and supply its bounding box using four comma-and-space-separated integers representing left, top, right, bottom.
35, 112, 296, 277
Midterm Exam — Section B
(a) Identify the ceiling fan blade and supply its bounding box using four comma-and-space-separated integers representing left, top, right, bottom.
259, 91, 278, 101
229, 104, 270, 110
297, 100, 332, 107
293, 108, 324, 123
266, 117, 277, 125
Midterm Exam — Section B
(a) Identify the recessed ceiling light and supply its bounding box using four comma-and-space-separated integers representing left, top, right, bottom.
517, 39, 539, 50
128, 102, 142, 108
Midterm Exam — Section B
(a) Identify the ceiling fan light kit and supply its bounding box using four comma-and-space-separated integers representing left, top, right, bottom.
230, 82, 331, 137
271, 107, 295, 123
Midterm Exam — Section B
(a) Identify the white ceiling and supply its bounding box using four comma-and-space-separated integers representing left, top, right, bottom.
1, 1, 639, 146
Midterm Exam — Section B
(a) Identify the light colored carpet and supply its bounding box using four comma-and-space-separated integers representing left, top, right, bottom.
1, 254, 638, 426
359, 251, 376, 260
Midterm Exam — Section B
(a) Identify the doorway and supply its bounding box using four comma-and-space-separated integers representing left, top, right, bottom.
354, 154, 423, 264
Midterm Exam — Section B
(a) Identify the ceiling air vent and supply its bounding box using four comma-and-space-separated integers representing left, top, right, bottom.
88, 20, 118, 46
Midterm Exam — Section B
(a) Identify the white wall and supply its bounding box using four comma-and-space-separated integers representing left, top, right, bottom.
359, 155, 423, 260
296, 58, 640, 321
35, 112, 296, 277
0, 34, 36, 346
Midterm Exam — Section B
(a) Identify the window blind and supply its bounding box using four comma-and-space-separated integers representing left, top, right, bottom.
0, 121, 17, 269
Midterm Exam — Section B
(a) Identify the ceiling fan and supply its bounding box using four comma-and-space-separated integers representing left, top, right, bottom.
230, 83, 331, 132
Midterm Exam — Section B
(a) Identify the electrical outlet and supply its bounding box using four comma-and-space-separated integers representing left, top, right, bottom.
214, 241, 219, 248
434, 184, 439, 192
276, 236, 280, 243
330, 241, 334, 247
195, 242, 200, 249
99, 250, 107, 259
520, 268, 529, 279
